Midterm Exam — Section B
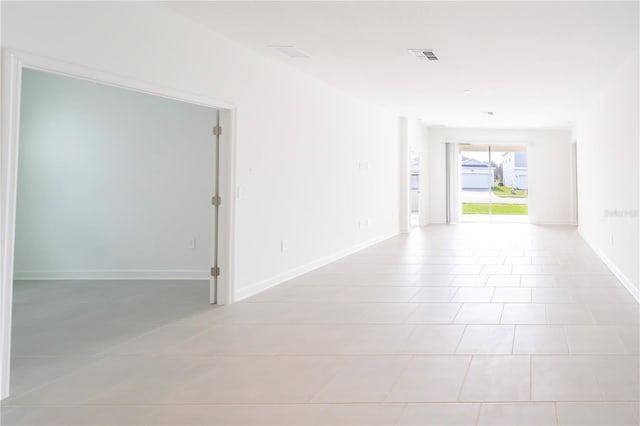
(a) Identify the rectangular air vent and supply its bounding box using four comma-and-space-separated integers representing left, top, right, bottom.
409, 49, 439, 61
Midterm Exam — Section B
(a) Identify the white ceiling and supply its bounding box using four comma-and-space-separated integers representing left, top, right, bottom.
163, 1, 638, 129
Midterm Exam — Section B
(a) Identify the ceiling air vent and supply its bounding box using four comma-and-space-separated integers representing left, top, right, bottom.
409, 49, 439, 61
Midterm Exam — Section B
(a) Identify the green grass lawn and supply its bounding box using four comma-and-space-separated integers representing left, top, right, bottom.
462, 203, 528, 215
492, 185, 528, 198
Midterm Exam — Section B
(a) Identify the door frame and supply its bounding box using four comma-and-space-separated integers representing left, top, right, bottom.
449, 140, 530, 223
570, 141, 579, 226
0, 49, 238, 399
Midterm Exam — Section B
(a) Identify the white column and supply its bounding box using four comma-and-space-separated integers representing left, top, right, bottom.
446, 143, 460, 223
419, 124, 429, 226
398, 117, 410, 233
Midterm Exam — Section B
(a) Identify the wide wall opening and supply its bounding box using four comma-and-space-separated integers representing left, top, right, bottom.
5, 67, 225, 400
459, 144, 528, 223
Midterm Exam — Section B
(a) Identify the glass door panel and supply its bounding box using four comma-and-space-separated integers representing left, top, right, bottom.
459, 145, 493, 223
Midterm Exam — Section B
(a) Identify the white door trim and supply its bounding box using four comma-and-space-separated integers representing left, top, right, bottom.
570, 141, 579, 226
0, 49, 238, 400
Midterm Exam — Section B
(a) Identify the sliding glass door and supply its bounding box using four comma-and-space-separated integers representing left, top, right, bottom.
457, 144, 528, 223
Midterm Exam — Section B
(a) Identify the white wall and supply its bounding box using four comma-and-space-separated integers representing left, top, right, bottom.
398, 117, 410, 233
14, 69, 216, 279
406, 118, 425, 221
418, 123, 430, 226
2, 2, 399, 298
426, 128, 574, 224
426, 132, 447, 223
574, 51, 639, 294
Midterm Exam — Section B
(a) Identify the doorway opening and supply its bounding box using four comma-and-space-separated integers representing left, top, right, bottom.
1, 52, 235, 400
459, 144, 529, 223
9, 67, 220, 400
410, 148, 420, 227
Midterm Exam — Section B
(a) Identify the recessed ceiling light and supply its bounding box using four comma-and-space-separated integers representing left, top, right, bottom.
484, 111, 495, 116
463, 89, 472, 94
268, 45, 310, 58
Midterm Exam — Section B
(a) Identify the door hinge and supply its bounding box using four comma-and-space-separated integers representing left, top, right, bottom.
211, 195, 221, 206
211, 266, 220, 277
213, 125, 222, 136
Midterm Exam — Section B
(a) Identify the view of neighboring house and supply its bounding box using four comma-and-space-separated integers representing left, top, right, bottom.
502, 152, 529, 189
461, 157, 494, 190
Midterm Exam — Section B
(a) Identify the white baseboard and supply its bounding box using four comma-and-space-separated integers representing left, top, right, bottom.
529, 221, 576, 226
234, 231, 399, 302
578, 230, 640, 304
13, 269, 209, 281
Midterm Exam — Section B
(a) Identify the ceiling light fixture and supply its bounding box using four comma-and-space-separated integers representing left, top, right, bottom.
463, 89, 472, 94
268, 45, 310, 58
409, 49, 439, 61
484, 111, 495, 116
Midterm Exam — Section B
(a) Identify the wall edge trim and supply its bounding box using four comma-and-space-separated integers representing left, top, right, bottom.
578, 229, 640, 304
235, 231, 399, 301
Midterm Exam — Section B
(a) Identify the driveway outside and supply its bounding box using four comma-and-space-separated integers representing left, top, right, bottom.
461, 189, 528, 205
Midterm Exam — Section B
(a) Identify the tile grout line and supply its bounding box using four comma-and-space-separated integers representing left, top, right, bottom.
381, 355, 414, 403
561, 325, 572, 355
453, 324, 469, 354
474, 402, 484, 426
451, 302, 466, 324
498, 303, 506, 325
454, 355, 474, 403
4, 399, 638, 408
529, 355, 533, 402
489, 286, 497, 303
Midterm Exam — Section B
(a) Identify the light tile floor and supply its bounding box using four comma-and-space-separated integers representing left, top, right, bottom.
1, 224, 638, 425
